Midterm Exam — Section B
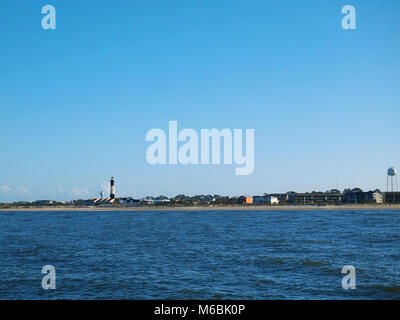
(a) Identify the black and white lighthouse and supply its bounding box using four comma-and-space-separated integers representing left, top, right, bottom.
110, 177, 116, 199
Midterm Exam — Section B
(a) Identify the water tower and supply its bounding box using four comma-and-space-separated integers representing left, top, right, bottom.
387, 167, 398, 192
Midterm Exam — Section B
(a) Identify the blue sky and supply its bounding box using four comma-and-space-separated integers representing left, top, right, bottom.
0, 0, 399, 201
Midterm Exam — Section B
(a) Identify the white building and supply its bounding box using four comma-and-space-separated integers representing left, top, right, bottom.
252, 195, 279, 205
268, 196, 279, 205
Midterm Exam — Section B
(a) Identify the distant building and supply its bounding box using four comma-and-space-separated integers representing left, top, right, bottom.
344, 189, 383, 204
269, 193, 290, 202
366, 190, 384, 204
291, 192, 344, 205
143, 198, 170, 205
34, 200, 54, 205
252, 196, 264, 204
245, 196, 253, 205
384, 192, 400, 204
253, 195, 279, 205
344, 188, 364, 204
13, 201, 30, 205
236, 196, 247, 204
86, 198, 117, 205
236, 196, 253, 204
85, 198, 98, 205
268, 196, 279, 205
119, 197, 140, 205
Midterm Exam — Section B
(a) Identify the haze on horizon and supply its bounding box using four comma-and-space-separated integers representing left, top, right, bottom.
1, 0, 399, 202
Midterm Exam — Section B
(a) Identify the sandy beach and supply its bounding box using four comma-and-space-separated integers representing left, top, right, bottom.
1, 204, 400, 212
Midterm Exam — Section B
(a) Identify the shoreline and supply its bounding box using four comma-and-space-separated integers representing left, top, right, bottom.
1, 204, 400, 212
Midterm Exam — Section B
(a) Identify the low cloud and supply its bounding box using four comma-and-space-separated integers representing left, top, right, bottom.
0, 185, 12, 192
1, 186, 32, 194
57, 187, 65, 194
101, 181, 110, 194
17, 186, 31, 194
69, 188, 90, 198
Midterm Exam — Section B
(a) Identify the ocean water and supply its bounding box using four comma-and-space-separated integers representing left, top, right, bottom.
0, 209, 399, 299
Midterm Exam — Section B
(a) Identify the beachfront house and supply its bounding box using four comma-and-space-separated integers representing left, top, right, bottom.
344, 189, 383, 204
291, 192, 344, 205
383, 192, 400, 204
252, 195, 279, 205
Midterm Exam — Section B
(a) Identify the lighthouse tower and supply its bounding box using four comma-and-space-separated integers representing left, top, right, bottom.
110, 177, 116, 199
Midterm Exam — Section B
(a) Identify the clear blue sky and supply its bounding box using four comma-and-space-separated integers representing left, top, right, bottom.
0, 0, 399, 201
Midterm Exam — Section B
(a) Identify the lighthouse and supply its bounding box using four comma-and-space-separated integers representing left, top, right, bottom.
110, 177, 116, 199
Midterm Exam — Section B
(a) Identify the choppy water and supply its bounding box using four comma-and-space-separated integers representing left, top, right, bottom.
0, 209, 399, 299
